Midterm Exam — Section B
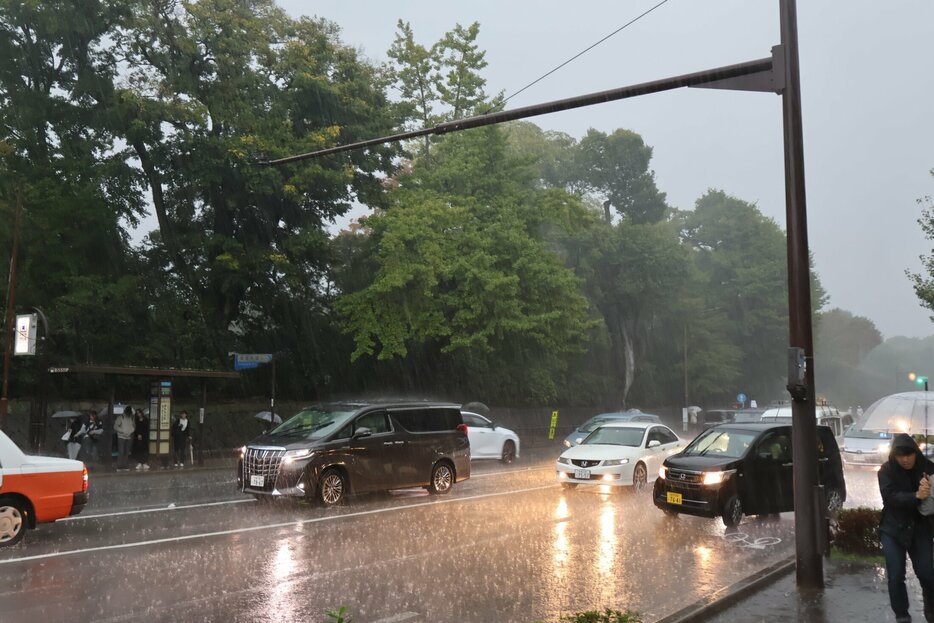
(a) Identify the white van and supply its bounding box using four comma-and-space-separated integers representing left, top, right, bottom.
759, 404, 854, 439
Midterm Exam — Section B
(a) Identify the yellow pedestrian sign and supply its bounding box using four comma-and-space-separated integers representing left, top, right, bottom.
549, 410, 559, 440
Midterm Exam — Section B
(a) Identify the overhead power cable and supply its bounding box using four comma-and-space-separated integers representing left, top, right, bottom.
494, 0, 673, 110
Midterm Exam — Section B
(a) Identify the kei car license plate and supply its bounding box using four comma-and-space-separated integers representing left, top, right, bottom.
250, 475, 264, 487
667, 491, 683, 505
573, 469, 590, 480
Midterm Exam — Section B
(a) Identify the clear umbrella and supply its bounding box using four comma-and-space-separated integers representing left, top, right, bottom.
857, 391, 934, 436
254, 411, 282, 425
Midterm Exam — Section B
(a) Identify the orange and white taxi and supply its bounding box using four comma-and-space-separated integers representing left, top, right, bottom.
0, 429, 88, 547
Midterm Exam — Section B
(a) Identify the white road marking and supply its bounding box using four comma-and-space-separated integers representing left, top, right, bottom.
58, 498, 254, 521
0, 484, 555, 564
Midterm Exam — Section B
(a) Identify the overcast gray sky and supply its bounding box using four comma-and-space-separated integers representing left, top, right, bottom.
273, 0, 934, 339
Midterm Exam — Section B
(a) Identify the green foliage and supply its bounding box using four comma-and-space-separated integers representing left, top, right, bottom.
816, 308, 883, 367
833, 507, 882, 557
561, 609, 642, 623
324, 606, 352, 623
908, 173, 934, 316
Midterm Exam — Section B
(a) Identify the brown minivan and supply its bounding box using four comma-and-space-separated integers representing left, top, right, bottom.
238, 401, 470, 506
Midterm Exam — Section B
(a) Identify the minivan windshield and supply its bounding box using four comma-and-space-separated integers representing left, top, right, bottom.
270, 406, 357, 440
682, 429, 758, 459
583, 426, 645, 447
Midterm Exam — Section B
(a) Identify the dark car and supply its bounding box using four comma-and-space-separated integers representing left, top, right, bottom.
653, 422, 846, 527
238, 401, 470, 506
701, 409, 735, 430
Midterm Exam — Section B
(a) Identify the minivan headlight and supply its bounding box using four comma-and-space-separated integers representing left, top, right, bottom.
283, 448, 314, 463
702, 470, 734, 486
659, 465, 667, 480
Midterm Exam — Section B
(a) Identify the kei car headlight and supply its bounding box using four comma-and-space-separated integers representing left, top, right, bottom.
283, 448, 314, 463
602, 458, 629, 466
557, 457, 571, 465
702, 470, 735, 486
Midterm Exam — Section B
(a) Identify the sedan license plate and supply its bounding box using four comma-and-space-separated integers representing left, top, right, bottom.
250, 475, 264, 487
573, 469, 590, 480
667, 491, 683, 505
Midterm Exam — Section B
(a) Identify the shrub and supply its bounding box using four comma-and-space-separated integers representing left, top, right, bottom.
561, 610, 642, 623
833, 507, 882, 556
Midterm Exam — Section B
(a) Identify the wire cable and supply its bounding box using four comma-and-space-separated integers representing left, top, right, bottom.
492, 0, 673, 111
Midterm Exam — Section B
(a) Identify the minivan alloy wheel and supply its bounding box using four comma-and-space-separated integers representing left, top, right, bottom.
319, 469, 346, 506
429, 463, 453, 495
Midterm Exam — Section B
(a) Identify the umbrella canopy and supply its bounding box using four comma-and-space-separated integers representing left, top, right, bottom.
51, 410, 83, 419
858, 391, 934, 434
254, 411, 282, 425
97, 404, 131, 417
462, 401, 490, 415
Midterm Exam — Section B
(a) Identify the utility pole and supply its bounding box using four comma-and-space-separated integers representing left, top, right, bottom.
0, 188, 23, 429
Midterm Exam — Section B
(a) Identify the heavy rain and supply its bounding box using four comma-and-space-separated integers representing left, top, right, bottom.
1, 1, 933, 622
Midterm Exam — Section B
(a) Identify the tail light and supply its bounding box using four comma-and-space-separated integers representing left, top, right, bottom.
82, 465, 89, 493
456, 423, 468, 435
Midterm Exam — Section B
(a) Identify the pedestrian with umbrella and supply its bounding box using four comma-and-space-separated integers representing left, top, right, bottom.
255, 411, 282, 434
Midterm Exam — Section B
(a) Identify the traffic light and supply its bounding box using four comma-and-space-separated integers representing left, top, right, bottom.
910, 372, 918, 382
909, 372, 929, 390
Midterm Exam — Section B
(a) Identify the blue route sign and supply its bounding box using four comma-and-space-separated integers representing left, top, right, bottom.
736, 392, 747, 404
234, 353, 273, 370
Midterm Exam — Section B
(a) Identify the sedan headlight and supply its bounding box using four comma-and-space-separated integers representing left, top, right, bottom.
702, 470, 735, 486
574, 437, 584, 445
659, 465, 667, 480
602, 458, 629, 466
564, 440, 572, 448
283, 448, 314, 463
557, 457, 571, 465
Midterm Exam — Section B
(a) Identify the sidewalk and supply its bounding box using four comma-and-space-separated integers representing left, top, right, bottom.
657, 555, 924, 623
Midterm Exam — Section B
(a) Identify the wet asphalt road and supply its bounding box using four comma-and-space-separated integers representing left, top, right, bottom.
0, 450, 882, 623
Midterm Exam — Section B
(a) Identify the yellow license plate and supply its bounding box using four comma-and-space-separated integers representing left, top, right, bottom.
666, 492, 683, 505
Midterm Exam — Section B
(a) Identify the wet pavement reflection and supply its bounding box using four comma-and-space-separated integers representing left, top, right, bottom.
0, 452, 871, 622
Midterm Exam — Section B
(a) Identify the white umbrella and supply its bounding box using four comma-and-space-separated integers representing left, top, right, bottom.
857, 391, 934, 435
51, 410, 83, 419
254, 411, 282, 425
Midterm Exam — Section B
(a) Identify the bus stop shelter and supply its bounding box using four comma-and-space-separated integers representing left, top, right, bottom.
44, 364, 239, 468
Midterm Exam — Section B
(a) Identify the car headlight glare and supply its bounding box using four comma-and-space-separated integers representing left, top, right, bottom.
659, 465, 667, 480
878, 442, 891, 453
702, 470, 734, 486
602, 458, 629, 466
557, 457, 571, 465
564, 440, 572, 448
283, 448, 314, 463
574, 437, 583, 444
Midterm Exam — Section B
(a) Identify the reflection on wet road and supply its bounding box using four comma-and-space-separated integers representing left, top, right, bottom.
0, 454, 815, 622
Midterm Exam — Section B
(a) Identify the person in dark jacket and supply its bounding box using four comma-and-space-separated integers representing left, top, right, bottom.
172, 410, 191, 468
132, 409, 150, 470
878, 433, 934, 623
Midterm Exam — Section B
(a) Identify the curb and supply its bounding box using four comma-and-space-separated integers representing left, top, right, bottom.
88, 462, 237, 479
653, 555, 796, 623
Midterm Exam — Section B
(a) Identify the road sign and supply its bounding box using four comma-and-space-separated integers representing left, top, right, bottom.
736, 393, 747, 405
234, 353, 273, 370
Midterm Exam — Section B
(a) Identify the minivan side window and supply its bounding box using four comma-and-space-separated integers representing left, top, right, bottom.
392, 408, 461, 432
355, 411, 391, 434
755, 432, 792, 462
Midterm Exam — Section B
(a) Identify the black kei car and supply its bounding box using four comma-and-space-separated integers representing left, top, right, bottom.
653, 422, 846, 527
238, 402, 470, 506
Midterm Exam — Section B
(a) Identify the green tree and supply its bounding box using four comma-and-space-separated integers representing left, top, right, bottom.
908, 170, 934, 318
114, 0, 399, 385
816, 308, 883, 367
335, 126, 596, 403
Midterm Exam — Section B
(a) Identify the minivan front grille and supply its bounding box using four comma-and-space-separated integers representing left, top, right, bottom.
243, 447, 285, 491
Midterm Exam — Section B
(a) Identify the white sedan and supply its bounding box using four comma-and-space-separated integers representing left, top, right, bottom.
556, 422, 685, 491
462, 411, 520, 463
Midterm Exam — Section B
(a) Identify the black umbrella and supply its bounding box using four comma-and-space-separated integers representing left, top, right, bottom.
463, 401, 490, 415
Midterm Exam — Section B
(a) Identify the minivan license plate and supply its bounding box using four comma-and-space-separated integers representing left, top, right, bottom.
574, 469, 590, 480
250, 475, 264, 487
667, 492, 682, 505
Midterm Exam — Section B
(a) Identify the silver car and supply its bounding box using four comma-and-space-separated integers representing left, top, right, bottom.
840, 427, 893, 468
562, 410, 662, 448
